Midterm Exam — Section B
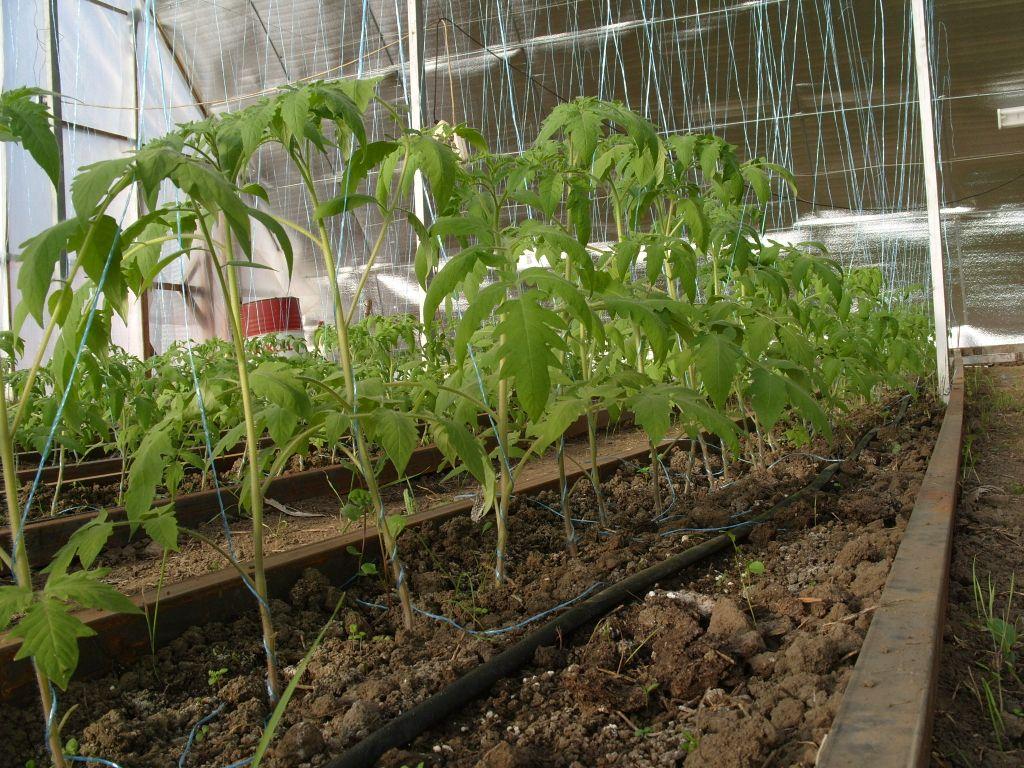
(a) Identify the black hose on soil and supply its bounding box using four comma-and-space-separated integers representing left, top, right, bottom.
326, 410, 899, 768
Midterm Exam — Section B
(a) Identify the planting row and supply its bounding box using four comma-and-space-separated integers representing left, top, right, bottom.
0, 391, 943, 767
0, 81, 930, 766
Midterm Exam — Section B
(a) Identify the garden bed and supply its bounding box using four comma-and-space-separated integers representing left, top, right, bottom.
0, 392, 941, 768
2, 412, 639, 569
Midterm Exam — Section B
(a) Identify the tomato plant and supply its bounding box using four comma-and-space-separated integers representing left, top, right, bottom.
0, 81, 934, 763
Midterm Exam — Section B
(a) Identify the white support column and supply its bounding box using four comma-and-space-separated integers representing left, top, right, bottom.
43, 0, 69, 279
126, 6, 145, 358
0, 0, 10, 333
406, 0, 429, 324
911, 0, 950, 400
407, 0, 426, 224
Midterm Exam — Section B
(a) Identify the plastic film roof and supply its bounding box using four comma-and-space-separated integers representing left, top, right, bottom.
4, 0, 1024, 351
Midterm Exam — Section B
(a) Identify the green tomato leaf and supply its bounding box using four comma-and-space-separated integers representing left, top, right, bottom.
385, 518, 407, 540
1, 87, 61, 187
432, 419, 488, 485
699, 139, 722, 179
0, 585, 32, 631
368, 409, 418, 477
142, 506, 180, 551
124, 428, 173, 530
494, 291, 566, 422
695, 334, 741, 409
45, 570, 141, 615
250, 362, 311, 418
666, 133, 699, 168
247, 206, 294, 277
16, 217, 85, 327
313, 193, 377, 221
747, 367, 787, 430
529, 397, 587, 451
279, 87, 311, 145
407, 133, 459, 211
57, 513, 114, 571
11, 597, 96, 690
739, 163, 770, 204
785, 378, 830, 436
628, 387, 673, 445
264, 404, 299, 446
422, 245, 494, 323
71, 156, 132, 218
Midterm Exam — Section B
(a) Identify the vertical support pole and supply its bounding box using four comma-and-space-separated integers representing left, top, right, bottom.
127, 5, 148, 359
43, 0, 69, 279
407, 0, 426, 222
910, 0, 950, 400
406, 0, 429, 324
0, 0, 10, 333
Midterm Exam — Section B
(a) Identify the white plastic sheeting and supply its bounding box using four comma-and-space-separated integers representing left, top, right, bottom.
3, 0, 1024, 361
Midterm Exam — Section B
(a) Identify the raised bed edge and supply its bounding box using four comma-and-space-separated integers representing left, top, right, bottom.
818, 362, 966, 767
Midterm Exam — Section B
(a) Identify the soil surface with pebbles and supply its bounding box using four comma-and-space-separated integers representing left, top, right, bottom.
0, 392, 941, 768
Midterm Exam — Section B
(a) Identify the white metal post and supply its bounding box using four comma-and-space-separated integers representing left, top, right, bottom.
127, 6, 147, 358
406, 0, 430, 324
407, 0, 426, 224
0, 0, 9, 333
43, 0, 69, 279
910, 0, 951, 400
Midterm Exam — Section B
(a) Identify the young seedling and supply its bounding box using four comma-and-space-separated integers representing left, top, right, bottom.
741, 559, 765, 623
207, 667, 229, 687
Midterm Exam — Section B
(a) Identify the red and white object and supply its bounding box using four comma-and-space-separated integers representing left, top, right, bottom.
240, 297, 303, 339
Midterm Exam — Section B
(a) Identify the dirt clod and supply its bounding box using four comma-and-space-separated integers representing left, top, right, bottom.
269, 722, 326, 765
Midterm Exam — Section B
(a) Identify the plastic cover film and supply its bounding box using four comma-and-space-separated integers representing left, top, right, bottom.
4, 0, 1024, 357
143, 0, 1024, 347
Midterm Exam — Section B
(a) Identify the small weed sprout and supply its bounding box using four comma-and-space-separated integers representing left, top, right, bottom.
971, 559, 1021, 748
207, 667, 228, 687
741, 560, 765, 623
642, 681, 660, 705
680, 731, 700, 753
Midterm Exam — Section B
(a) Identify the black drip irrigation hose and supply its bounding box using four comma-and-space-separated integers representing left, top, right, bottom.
326, 399, 910, 768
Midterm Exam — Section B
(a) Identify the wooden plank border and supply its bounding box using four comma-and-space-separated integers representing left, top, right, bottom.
818, 362, 966, 767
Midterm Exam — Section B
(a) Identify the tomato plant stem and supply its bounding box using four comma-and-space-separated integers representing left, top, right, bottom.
215, 220, 282, 702
495, 359, 511, 585
301, 166, 414, 628
0, 363, 67, 768
556, 437, 577, 557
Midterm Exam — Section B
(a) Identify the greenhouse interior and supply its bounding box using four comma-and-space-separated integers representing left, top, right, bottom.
0, 0, 1022, 766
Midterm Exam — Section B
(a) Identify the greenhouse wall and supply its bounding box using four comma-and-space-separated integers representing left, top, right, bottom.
2, 0, 1023, 362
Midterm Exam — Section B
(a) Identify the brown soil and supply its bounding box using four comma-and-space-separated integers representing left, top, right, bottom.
93, 424, 655, 595
931, 366, 1024, 767
0, 393, 941, 768
7, 441, 398, 521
